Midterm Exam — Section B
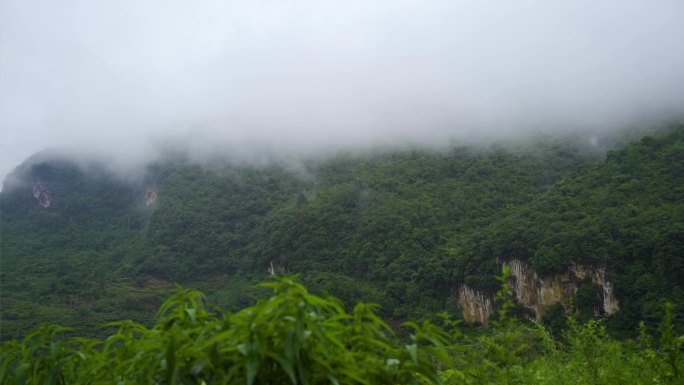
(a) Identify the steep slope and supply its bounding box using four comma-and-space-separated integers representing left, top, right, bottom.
469, 125, 684, 330
0, 155, 154, 337
1, 126, 682, 340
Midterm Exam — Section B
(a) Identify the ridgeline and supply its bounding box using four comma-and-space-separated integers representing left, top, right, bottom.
1, 124, 683, 341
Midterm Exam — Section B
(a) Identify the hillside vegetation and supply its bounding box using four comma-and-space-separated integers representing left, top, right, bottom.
1, 124, 683, 340
2, 276, 682, 385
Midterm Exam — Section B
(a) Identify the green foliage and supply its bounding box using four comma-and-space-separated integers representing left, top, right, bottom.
2, 124, 684, 340
2, 277, 683, 385
0, 277, 449, 385
441, 280, 684, 385
473, 124, 684, 333
574, 283, 601, 318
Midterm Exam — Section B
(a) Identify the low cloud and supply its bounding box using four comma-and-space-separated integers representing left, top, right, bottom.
2, 0, 684, 180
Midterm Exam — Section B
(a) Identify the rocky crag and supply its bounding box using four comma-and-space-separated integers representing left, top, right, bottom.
457, 259, 619, 324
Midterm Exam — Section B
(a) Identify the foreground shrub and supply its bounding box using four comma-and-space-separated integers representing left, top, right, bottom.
0, 277, 448, 385
2, 276, 682, 385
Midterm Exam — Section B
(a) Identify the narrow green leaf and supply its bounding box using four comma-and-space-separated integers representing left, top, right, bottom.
406, 344, 418, 365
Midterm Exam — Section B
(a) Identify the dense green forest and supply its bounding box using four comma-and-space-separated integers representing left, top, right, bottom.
1, 124, 683, 343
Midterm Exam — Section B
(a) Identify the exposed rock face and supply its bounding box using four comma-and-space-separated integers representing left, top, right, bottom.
458, 285, 494, 324
32, 181, 52, 208
569, 263, 620, 315
145, 184, 158, 206
505, 259, 574, 319
504, 259, 619, 320
457, 259, 619, 323
601, 273, 619, 315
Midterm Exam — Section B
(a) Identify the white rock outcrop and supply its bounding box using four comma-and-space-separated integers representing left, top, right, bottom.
32, 181, 52, 208
457, 259, 619, 323
458, 284, 494, 324
145, 184, 158, 206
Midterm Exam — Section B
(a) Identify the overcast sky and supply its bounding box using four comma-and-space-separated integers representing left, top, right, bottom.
1, 0, 684, 180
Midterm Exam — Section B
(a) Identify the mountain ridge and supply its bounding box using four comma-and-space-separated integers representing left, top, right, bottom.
1, 125, 682, 340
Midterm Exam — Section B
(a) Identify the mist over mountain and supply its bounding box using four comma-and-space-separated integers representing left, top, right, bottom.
2, 0, 684, 182
2, 3, 684, 381
1, 124, 682, 341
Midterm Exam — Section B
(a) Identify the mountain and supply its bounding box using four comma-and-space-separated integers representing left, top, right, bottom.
1, 125, 683, 340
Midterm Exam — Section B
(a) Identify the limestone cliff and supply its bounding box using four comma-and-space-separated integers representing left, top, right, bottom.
145, 184, 158, 206
505, 259, 619, 319
568, 263, 619, 315
505, 259, 574, 319
457, 259, 619, 323
458, 285, 494, 324
32, 181, 52, 208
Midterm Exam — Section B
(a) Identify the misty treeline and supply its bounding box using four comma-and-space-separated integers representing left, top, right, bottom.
1, 123, 683, 341
1, 275, 682, 385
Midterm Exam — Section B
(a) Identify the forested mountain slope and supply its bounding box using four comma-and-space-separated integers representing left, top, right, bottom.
1, 125, 682, 340
473, 126, 684, 331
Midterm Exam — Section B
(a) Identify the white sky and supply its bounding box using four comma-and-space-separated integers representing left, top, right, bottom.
1, 0, 684, 179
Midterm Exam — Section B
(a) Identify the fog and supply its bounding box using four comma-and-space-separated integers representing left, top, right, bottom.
2, 0, 684, 181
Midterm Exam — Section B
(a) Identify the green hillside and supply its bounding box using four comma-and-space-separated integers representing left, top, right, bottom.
1, 125, 683, 340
